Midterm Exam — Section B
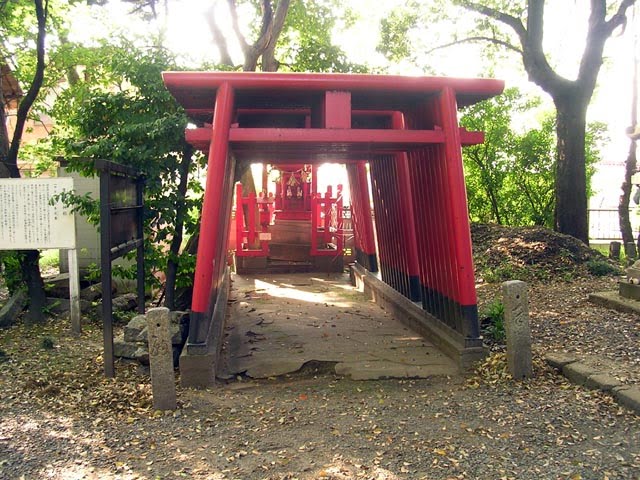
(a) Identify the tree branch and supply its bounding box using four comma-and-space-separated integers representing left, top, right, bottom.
261, 0, 291, 71
456, 0, 527, 43
425, 36, 522, 55
604, 0, 636, 36
6, 0, 48, 178
227, 0, 250, 55
206, 4, 234, 66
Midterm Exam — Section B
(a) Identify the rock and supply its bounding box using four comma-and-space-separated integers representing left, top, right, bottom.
113, 335, 139, 359
80, 284, 103, 302
0, 290, 27, 328
124, 315, 148, 342
43, 273, 70, 298
134, 346, 150, 365
170, 310, 190, 327
137, 315, 187, 345
136, 326, 149, 343
112, 278, 138, 295
45, 297, 92, 315
113, 293, 138, 312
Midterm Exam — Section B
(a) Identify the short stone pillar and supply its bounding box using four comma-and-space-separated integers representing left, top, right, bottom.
609, 241, 621, 260
147, 307, 177, 410
625, 242, 637, 264
502, 281, 533, 380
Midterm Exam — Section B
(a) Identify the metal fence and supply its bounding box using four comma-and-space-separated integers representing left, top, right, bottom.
589, 208, 640, 242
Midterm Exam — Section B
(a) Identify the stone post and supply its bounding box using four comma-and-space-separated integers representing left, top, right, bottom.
625, 242, 637, 264
502, 281, 533, 380
609, 241, 621, 260
146, 307, 177, 410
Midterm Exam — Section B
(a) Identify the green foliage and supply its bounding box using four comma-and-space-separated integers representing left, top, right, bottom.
40, 336, 55, 349
586, 259, 620, 277
0, 252, 25, 295
276, 0, 369, 73
460, 88, 602, 227
47, 38, 203, 292
377, 3, 419, 62
481, 300, 505, 343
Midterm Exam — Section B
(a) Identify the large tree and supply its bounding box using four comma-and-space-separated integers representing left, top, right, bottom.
381, 1, 636, 244
0, 0, 50, 323
455, 1, 636, 244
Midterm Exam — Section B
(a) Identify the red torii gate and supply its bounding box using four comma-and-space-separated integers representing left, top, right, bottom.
162, 72, 504, 387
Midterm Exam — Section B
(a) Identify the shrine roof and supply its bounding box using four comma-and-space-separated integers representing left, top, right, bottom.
162, 71, 504, 115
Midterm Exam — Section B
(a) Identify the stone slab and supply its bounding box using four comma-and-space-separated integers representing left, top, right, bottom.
613, 386, 640, 414
545, 352, 578, 370
619, 282, 640, 301
585, 373, 622, 392
563, 362, 599, 387
589, 291, 640, 316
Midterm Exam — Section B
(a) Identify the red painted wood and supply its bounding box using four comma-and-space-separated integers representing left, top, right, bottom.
439, 86, 477, 308
324, 91, 351, 129
391, 112, 420, 280
191, 82, 235, 315
162, 71, 504, 109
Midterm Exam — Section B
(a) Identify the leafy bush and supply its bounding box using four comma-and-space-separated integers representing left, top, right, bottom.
481, 300, 505, 343
586, 260, 620, 277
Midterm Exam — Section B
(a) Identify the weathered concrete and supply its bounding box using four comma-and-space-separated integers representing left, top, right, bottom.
502, 281, 533, 380
546, 354, 640, 415
544, 352, 577, 370
585, 373, 622, 392
179, 268, 231, 388
147, 307, 177, 411
350, 263, 485, 370
613, 386, 640, 413
589, 290, 640, 316
563, 361, 598, 387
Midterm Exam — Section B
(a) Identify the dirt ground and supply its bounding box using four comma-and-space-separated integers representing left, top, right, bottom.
1, 272, 640, 480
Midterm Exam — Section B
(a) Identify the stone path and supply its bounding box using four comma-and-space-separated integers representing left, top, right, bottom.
546, 352, 640, 415
218, 273, 459, 380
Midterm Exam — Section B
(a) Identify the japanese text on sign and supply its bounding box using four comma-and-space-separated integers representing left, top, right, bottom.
0, 178, 76, 250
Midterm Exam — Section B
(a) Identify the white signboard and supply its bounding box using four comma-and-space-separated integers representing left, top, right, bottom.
0, 178, 76, 249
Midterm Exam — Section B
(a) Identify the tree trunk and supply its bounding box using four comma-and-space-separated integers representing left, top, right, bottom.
164, 143, 192, 311
619, 140, 637, 249
0, 101, 11, 178
553, 93, 590, 244
621, 22, 639, 254
22, 250, 46, 325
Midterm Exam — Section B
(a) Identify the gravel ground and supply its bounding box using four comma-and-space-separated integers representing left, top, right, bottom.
1, 273, 640, 479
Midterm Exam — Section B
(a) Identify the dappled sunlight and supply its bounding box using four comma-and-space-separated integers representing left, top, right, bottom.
310, 276, 359, 292
253, 279, 351, 308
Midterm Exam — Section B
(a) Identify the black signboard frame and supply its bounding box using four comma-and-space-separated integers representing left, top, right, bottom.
96, 159, 145, 378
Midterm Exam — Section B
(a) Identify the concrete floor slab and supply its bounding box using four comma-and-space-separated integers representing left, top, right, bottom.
219, 273, 459, 380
